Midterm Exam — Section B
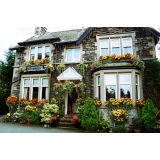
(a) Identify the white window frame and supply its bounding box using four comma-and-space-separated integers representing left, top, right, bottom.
118, 73, 132, 99
104, 74, 118, 100
29, 45, 51, 61
94, 69, 141, 103
97, 33, 135, 57
21, 74, 50, 100
64, 48, 81, 63
95, 75, 101, 99
135, 74, 140, 100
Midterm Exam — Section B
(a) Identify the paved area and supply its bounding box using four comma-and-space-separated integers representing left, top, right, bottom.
0, 123, 82, 133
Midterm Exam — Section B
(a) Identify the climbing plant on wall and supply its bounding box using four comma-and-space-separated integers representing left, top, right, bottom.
76, 63, 88, 78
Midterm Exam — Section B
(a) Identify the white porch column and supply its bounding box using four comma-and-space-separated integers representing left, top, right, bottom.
65, 93, 68, 115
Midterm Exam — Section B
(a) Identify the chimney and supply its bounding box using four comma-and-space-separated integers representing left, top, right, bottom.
35, 27, 47, 35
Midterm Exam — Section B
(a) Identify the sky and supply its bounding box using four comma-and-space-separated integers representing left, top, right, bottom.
0, 26, 82, 61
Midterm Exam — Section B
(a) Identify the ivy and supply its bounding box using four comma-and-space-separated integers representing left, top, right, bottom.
76, 63, 87, 78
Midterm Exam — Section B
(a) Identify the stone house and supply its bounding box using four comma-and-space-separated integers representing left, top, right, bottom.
10, 27, 160, 116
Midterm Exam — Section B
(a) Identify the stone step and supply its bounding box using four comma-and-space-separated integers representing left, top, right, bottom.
59, 118, 72, 123
58, 121, 74, 128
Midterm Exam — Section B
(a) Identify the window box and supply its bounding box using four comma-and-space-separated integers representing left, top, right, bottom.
26, 65, 45, 72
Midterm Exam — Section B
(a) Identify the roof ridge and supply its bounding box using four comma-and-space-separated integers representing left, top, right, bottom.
48, 28, 86, 34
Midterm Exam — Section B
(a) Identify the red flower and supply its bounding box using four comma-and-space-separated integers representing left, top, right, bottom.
32, 98, 38, 104
71, 115, 78, 125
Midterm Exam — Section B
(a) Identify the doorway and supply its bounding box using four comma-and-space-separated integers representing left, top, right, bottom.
67, 88, 78, 114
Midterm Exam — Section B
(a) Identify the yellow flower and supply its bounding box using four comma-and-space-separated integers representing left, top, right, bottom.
7, 113, 11, 117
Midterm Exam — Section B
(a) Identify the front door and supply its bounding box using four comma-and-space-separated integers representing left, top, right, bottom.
67, 88, 78, 114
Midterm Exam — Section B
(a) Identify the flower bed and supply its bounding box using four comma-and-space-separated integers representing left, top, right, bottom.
5, 96, 59, 126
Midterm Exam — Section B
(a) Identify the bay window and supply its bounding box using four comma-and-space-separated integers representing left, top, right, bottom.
65, 48, 81, 63
99, 34, 133, 56
95, 70, 141, 103
22, 76, 49, 100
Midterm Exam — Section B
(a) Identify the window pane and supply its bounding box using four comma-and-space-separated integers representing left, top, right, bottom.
120, 85, 131, 98
38, 47, 42, 53
42, 87, 48, 99
122, 38, 132, 47
74, 48, 81, 61
31, 47, 35, 53
24, 87, 30, 99
45, 46, 50, 53
111, 38, 120, 47
104, 74, 117, 85
100, 39, 109, 48
42, 78, 48, 87
112, 47, 121, 55
100, 48, 109, 55
30, 54, 35, 60
24, 79, 30, 87
66, 49, 73, 62
45, 52, 50, 58
33, 87, 39, 99
38, 53, 42, 59
123, 47, 132, 54
119, 73, 131, 84
106, 85, 116, 100
33, 79, 39, 87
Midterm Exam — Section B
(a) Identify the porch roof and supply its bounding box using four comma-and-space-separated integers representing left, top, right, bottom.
57, 67, 82, 81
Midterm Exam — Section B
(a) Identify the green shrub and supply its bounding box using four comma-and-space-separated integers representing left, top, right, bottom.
99, 119, 110, 132
141, 98, 158, 132
77, 97, 99, 131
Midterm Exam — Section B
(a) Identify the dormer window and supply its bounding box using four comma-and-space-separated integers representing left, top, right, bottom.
29, 45, 51, 60
98, 34, 133, 57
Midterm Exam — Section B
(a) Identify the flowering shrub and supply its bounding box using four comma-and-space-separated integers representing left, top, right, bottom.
75, 82, 87, 98
105, 98, 133, 109
111, 109, 128, 123
25, 105, 37, 112
6, 96, 18, 114
94, 98, 101, 107
45, 63, 54, 73
40, 103, 59, 124
76, 98, 86, 105
136, 99, 146, 107
32, 98, 38, 105
6, 96, 17, 105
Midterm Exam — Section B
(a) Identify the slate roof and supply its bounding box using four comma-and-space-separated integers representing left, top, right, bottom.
18, 28, 89, 46
9, 27, 160, 50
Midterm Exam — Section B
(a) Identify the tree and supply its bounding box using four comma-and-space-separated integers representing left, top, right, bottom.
0, 51, 15, 114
